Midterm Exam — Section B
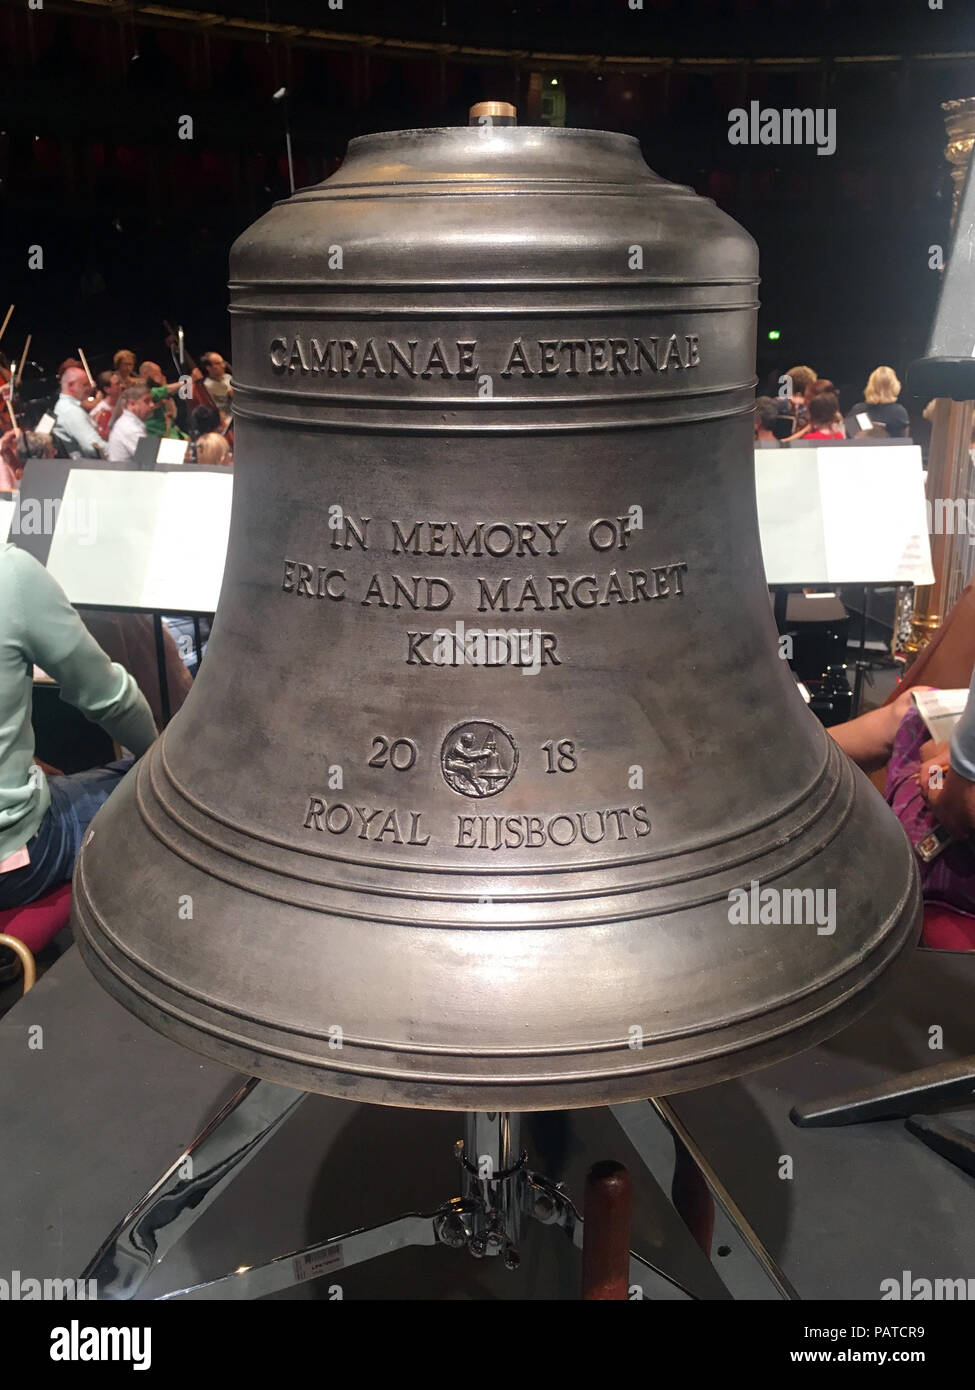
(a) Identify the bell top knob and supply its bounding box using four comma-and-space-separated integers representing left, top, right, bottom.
469, 101, 517, 126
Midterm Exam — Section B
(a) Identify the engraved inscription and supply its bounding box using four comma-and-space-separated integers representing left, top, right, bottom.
407, 628, 560, 668
499, 336, 700, 377
368, 737, 418, 771
542, 740, 578, 774
477, 565, 686, 613
390, 519, 568, 557
287, 494, 675, 853
279, 515, 689, 672
298, 797, 654, 852
269, 335, 702, 383
302, 799, 431, 846
361, 574, 454, 610
269, 337, 478, 379
441, 722, 518, 799
456, 805, 651, 850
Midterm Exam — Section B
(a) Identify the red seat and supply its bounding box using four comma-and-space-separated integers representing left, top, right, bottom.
922, 901, 975, 951
0, 881, 72, 955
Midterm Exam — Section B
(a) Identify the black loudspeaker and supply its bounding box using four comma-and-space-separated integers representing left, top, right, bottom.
909, 157, 975, 402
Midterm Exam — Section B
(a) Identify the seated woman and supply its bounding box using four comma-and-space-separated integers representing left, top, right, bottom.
0, 544, 157, 910
845, 366, 910, 439
831, 676, 975, 934
194, 431, 231, 466
886, 676, 975, 923
802, 391, 845, 440
827, 687, 917, 771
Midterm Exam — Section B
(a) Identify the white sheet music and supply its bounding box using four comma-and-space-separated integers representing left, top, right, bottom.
156, 437, 188, 465
911, 687, 969, 743
44, 470, 232, 611
755, 446, 934, 585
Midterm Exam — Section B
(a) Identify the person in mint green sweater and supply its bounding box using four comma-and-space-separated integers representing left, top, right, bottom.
0, 543, 157, 909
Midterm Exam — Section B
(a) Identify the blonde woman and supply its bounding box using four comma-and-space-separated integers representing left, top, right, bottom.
195, 431, 231, 466
846, 366, 910, 438
112, 348, 137, 385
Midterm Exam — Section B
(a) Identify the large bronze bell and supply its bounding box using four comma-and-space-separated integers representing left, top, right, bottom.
73, 122, 921, 1110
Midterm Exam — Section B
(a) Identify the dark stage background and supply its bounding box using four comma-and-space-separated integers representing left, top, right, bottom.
1, 0, 974, 410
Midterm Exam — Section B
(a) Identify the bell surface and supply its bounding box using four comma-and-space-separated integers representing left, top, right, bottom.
73, 125, 921, 1110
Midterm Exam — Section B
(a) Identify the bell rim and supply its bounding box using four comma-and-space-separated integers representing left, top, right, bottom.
73, 871, 921, 1111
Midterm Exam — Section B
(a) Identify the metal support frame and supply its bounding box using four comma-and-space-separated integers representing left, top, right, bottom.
82, 1083, 712, 1302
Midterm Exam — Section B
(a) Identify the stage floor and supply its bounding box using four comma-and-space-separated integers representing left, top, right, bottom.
1, 944, 972, 1300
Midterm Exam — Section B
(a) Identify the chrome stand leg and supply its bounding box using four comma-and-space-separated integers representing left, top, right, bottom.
82, 1077, 307, 1300
160, 1204, 474, 1301
611, 1099, 798, 1300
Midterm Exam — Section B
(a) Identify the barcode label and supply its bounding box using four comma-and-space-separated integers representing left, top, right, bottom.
293, 1243, 344, 1283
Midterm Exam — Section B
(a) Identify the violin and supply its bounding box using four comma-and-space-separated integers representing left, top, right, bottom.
163, 320, 218, 413
0, 307, 13, 430
1, 331, 35, 433
0, 358, 26, 435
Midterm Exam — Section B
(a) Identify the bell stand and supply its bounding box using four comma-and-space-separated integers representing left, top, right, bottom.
80, 1077, 793, 1301
81, 1081, 695, 1301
